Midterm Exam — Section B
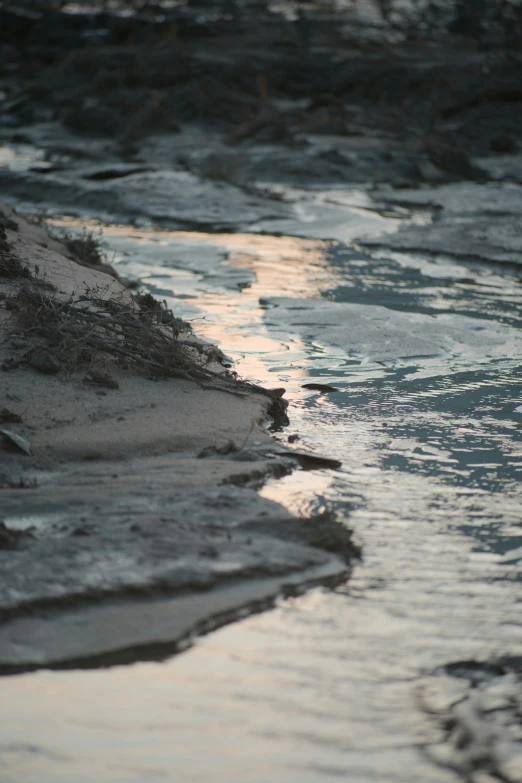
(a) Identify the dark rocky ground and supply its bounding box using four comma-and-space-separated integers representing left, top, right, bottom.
1, 0, 522, 194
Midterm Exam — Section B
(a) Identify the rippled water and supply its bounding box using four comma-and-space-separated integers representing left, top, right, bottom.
2, 209, 522, 782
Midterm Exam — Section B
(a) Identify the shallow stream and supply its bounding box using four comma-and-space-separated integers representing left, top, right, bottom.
2, 197, 522, 782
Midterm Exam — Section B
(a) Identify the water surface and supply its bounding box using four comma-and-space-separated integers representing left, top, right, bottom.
2, 209, 522, 782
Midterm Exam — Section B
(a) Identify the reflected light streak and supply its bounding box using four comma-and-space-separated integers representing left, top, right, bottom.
46, 218, 341, 389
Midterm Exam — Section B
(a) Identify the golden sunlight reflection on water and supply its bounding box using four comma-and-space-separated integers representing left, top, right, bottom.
46, 218, 343, 389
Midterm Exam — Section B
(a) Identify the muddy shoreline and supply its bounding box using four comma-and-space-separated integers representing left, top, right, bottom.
1, 1, 522, 673
0, 203, 359, 673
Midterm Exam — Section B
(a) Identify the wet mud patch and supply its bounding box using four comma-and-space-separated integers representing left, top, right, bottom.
0, 165, 292, 230
0, 477, 350, 621
418, 658, 522, 782
0, 478, 353, 674
365, 181, 522, 268
0, 556, 349, 678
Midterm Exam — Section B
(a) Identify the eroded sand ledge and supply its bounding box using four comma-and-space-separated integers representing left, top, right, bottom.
0, 205, 352, 673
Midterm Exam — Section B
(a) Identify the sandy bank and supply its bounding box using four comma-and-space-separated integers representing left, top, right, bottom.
0, 204, 354, 673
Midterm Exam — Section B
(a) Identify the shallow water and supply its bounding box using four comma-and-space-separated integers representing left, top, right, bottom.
2, 208, 522, 782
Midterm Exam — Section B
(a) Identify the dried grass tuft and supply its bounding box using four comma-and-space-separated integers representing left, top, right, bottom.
65, 229, 106, 267
0, 251, 32, 280
12, 285, 219, 381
